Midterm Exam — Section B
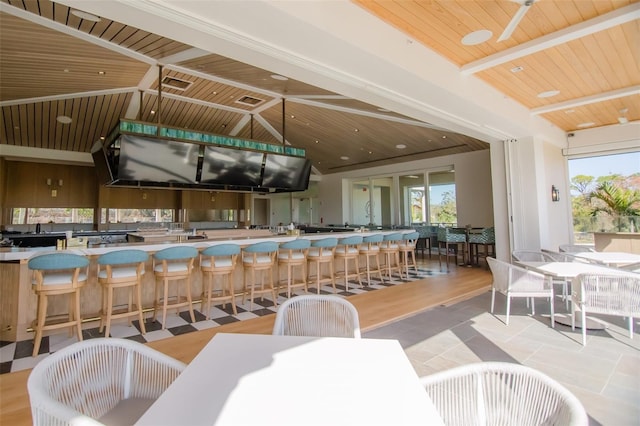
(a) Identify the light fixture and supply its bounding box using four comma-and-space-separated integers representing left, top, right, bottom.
551, 185, 560, 202
461, 29, 493, 46
56, 115, 72, 124
395, 144, 406, 149
537, 90, 560, 98
46, 178, 63, 197
618, 108, 629, 124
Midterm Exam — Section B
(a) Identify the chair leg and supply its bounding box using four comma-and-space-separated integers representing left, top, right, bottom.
74, 290, 83, 342
161, 278, 169, 329
105, 286, 114, 337
629, 316, 634, 339
490, 288, 496, 314
505, 296, 511, 326
32, 294, 47, 357
136, 282, 146, 334
581, 309, 587, 346
549, 295, 555, 329
186, 276, 196, 323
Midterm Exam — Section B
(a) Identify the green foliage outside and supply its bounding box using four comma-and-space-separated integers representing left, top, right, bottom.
431, 190, 457, 224
571, 173, 640, 239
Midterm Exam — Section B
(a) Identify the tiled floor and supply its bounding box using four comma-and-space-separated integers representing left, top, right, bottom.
365, 291, 640, 426
0, 266, 444, 375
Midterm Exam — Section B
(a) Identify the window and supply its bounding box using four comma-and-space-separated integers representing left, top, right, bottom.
428, 170, 457, 226
101, 209, 174, 224
11, 208, 94, 224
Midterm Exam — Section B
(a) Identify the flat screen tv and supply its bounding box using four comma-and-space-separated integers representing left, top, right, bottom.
91, 140, 114, 185
261, 153, 312, 191
116, 134, 199, 184
200, 145, 264, 187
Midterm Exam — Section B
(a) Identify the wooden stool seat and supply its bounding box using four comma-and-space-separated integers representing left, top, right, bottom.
242, 241, 279, 310
277, 239, 311, 298
358, 234, 385, 285
307, 237, 338, 294
380, 233, 404, 281
335, 235, 363, 291
399, 232, 419, 277
200, 244, 240, 317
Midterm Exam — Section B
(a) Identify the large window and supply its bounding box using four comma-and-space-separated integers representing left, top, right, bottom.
101, 209, 174, 224
429, 170, 457, 225
11, 208, 94, 224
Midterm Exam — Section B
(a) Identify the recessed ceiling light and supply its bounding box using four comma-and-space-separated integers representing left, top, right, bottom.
150, 110, 155, 115
340, 156, 349, 160
442, 135, 447, 139
63, 69, 70, 73
354, 128, 359, 132
271, 74, 288, 81
564, 109, 575, 114
577, 122, 595, 128
212, 91, 217, 95
395, 144, 406, 149
315, 140, 319, 144
461, 29, 493, 46
368, 151, 372, 154
100, 136, 105, 140
71, 9, 101, 22
290, 115, 295, 119
98, 71, 106, 75
510, 66, 524, 73
56, 115, 72, 124
537, 90, 560, 98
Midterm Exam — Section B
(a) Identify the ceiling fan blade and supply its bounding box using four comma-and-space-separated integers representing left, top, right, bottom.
497, 2, 532, 42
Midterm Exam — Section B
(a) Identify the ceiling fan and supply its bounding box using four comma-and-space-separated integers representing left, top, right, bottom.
497, 0, 536, 42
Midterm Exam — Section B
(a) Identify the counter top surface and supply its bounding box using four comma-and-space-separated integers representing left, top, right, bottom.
0, 229, 413, 262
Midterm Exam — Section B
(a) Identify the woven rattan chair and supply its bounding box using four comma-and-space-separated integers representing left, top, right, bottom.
487, 257, 555, 327
272, 294, 361, 338
512, 249, 554, 262
559, 244, 595, 253
27, 338, 185, 426
420, 362, 588, 426
571, 273, 640, 345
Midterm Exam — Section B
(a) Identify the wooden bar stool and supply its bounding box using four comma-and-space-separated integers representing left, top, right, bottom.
200, 244, 240, 317
335, 235, 363, 291
380, 233, 404, 281
277, 239, 311, 298
242, 241, 279, 310
152, 246, 198, 329
399, 232, 419, 277
358, 234, 385, 285
97, 249, 148, 338
28, 253, 89, 357
307, 237, 338, 294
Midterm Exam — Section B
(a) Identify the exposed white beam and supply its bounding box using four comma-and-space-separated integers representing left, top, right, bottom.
0, 88, 137, 107
158, 47, 210, 65
0, 145, 93, 165
253, 114, 287, 146
142, 89, 249, 114
462, 3, 640, 75
531, 85, 640, 115
229, 115, 251, 136
124, 66, 160, 118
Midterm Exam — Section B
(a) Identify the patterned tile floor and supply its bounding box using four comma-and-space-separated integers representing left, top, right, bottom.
0, 266, 445, 375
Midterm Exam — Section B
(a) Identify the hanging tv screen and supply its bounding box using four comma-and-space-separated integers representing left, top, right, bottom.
116, 134, 199, 184
200, 145, 264, 187
261, 154, 312, 191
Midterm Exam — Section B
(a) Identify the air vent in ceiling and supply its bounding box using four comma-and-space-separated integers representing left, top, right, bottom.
236, 95, 264, 106
161, 76, 192, 91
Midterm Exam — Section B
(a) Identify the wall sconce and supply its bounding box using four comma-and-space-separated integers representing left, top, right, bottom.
47, 178, 63, 197
551, 185, 560, 202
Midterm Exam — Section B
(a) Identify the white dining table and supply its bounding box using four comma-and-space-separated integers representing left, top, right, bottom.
136, 333, 444, 426
573, 251, 640, 267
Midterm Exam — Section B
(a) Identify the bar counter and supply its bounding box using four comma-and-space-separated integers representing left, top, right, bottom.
0, 229, 411, 342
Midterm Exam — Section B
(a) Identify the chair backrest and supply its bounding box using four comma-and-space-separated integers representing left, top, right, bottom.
362, 234, 383, 244
272, 295, 361, 338
279, 239, 311, 251
559, 244, 595, 253
402, 231, 420, 241
98, 249, 148, 265
437, 227, 466, 243
468, 227, 495, 244
27, 338, 185, 426
338, 235, 363, 246
310, 237, 338, 248
244, 241, 279, 253
28, 253, 89, 271
487, 257, 549, 293
201, 244, 241, 257
512, 249, 553, 262
153, 246, 198, 260
420, 362, 588, 426
383, 232, 403, 242
573, 273, 640, 316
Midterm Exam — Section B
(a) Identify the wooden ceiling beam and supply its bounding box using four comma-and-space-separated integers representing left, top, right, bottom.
461, 3, 640, 75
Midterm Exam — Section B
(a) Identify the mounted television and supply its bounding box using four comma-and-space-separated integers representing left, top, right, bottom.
261, 153, 312, 191
116, 134, 199, 184
90, 140, 114, 185
200, 145, 264, 187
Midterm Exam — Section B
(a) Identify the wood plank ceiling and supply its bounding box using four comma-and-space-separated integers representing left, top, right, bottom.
1, 0, 638, 175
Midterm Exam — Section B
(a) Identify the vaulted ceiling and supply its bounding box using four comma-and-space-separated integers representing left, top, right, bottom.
1, 0, 638, 175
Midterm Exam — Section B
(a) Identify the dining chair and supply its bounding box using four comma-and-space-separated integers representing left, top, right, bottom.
272, 294, 361, 338
512, 249, 554, 262
28, 253, 90, 357
487, 257, 555, 327
358, 233, 385, 285
571, 273, 640, 346
242, 241, 279, 310
97, 249, 149, 338
420, 362, 588, 426
334, 235, 363, 291
437, 227, 466, 269
559, 244, 595, 253
152, 246, 198, 329
467, 226, 495, 267
278, 239, 311, 298
27, 338, 185, 426
200, 244, 241, 317
307, 237, 338, 294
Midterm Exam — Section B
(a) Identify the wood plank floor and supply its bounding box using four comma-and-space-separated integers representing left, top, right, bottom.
0, 258, 491, 426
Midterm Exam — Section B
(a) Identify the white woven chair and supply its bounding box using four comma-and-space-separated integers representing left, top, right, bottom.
487, 257, 555, 327
27, 338, 185, 426
571, 273, 640, 346
512, 249, 554, 262
420, 362, 588, 426
272, 294, 361, 338
559, 244, 595, 253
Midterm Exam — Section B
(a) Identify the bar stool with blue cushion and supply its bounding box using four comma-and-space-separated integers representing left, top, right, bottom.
152, 246, 198, 329
307, 237, 338, 294
242, 241, 279, 310
28, 253, 89, 357
399, 232, 420, 276
97, 249, 148, 338
437, 227, 466, 270
278, 239, 311, 298
200, 244, 240, 318
335, 235, 363, 291
358, 234, 385, 285
380, 232, 404, 281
